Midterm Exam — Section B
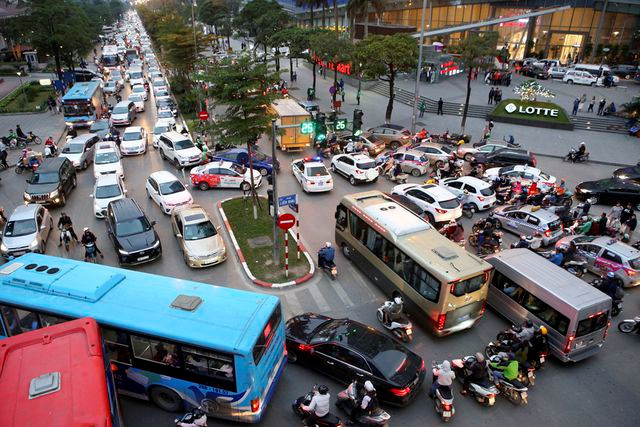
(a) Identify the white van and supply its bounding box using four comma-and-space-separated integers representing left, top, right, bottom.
571, 63, 620, 85
563, 69, 598, 86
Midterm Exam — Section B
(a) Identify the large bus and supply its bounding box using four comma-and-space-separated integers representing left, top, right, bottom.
102, 44, 121, 70
0, 317, 123, 426
335, 191, 493, 336
486, 249, 612, 362
61, 81, 105, 128
0, 254, 285, 423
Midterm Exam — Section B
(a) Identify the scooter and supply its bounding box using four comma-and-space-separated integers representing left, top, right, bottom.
376, 299, 413, 342
335, 381, 391, 426
318, 251, 338, 280
591, 278, 624, 316
451, 357, 498, 407
618, 315, 640, 334
175, 406, 207, 426
488, 357, 528, 406
563, 259, 588, 278
292, 385, 343, 427
431, 364, 455, 422
564, 148, 589, 163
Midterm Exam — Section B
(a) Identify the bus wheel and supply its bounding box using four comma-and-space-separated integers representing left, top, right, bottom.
150, 386, 183, 412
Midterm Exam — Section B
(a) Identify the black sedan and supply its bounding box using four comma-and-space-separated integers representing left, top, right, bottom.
471, 148, 537, 169
613, 163, 640, 182
521, 65, 550, 79
575, 178, 640, 208
286, 313, 425, 406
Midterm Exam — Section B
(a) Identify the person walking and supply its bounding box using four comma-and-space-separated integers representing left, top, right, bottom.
341, 87, 345, 103
572, 98, 580, 115
597, 98, 606, 116
437, 98, 444, 115
488, 87, 495, 105
356, 88, 361, 105
418, 99, 426, 118
494, 88, 502, 103
578, 94, 586, 112
588, 96, 596, 113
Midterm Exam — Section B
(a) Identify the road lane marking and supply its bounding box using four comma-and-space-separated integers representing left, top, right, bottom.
331, 280, 355, 308
283, 292, 304, 318
307, 285, 331, 313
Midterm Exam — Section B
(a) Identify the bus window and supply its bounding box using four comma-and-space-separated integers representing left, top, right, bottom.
409, 264, 440, 302
349, 211, 368, 244
336, 205, 347, 230
576, 312, 608, 338
0, 305, 40, 336
493, 271, 525, 303
131, 335, 179, 367
253, 306, 282, 365
102, 327, 132, 365
521, 293, 569, 335
451, 274, 485, 297
183, 346, 235, 380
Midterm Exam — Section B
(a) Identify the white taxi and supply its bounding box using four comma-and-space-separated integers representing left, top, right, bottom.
190, 160, 262, 191
291, 156, 333, 192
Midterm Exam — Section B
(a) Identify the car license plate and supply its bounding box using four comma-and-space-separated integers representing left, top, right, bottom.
488, 396, 495, 405
458, 314, 470, 322
521, 392, 527, 399
443, 411, 451, 417
138, 255, 150, 261
540, 356, 545, 363
575, 341, 585, 349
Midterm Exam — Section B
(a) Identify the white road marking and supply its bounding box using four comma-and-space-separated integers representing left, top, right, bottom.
307, 285, 331, 313
283, 292, 304, 318
331, 280, 355, 308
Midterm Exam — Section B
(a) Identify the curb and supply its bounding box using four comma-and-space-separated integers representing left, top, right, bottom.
217, 198, 315, 289
532, 151, 634, 167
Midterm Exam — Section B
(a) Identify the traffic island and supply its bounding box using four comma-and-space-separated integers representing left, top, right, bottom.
218, 197, 314, 288
489, 99, 574, 130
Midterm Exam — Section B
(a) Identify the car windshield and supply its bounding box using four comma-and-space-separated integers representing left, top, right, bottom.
356, 160, 376, 170
95, 152, 119, 164
91, 121, 109, 131
158, 111, 172, 118
62, 143, 84, 154
95, 184, 122, 199
130, 72, 143, 79
183, 221, 217, 240
439, 198, 460, 209
132, 86, 144, 93
115, 217, 151, 237
123, 131, 142, 141
128, 95, 142, 102
4, 219, 37, 237
480, 187, 494, 196
539, 172, 551, 181
154, 125, 170, 134
156, 90, 169, 96
105, 82, 116, 88
175, 139, 194, 150
159, 180, 185, 195
498, 166, 515, 174
113, 106, 128, 114
307, 166, 328, 176
29, 171, 59, 184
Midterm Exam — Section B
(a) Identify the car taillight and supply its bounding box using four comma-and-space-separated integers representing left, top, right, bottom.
390, 386, 411, 397
298, 343, 312, 352
110, 362, 118, 372
604, 320, 612, 339
532, 154, 537, 167
564, 335, 575, 353
435, 208, 447, 214
437, 313, 446, 330
421, 359, 425, 371
251, 398, 260, 413
477, 196, 485, 201
544, 229, 552, 238
623, 267, 637, 277
355, 170, 364, 174
479, 300, 486, 316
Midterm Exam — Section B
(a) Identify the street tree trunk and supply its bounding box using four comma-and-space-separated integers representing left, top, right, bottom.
334, 0, 338, 33
332, 60, 338, 110
364, 8, 369, 38
275, 48, 280, 72
246, 139, 260, 219
312, 61, 317, 95
460, 66, 472, 132
310, 6, 314, 27
385, 67, 395, 122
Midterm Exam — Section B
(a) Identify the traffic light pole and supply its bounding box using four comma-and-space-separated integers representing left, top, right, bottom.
271, 119, 279, 264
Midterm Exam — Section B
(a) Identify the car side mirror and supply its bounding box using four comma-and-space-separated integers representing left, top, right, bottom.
216, 226, 221, 231
124, 189, 128, 194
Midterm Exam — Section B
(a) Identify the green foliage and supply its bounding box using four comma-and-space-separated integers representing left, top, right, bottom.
310, 30, 354, 67
0, 81, 54, 113
622, 99, 640, 118
234, 0, 291, 50
176, 89, 199, 114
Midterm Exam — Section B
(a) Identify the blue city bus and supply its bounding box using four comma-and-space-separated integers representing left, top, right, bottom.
0, 254, 286, 423
61, 81, 105, 128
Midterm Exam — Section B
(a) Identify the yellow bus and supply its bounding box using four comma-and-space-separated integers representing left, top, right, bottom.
335, 191, 493, 336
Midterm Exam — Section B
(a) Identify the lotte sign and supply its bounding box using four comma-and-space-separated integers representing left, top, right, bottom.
198, 110, 209, 121
277, 213, 296, 231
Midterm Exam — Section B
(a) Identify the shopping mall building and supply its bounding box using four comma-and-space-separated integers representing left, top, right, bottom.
293, 0, 640, 63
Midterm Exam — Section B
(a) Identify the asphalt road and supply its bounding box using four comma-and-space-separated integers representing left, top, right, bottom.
1, 79, 639, 427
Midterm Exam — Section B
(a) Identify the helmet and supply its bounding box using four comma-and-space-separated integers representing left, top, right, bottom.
394, 296, 403, 305
580, 142, 585, 146
364, 381, 375, 392
498, 352, 509, 361
318, 385, 329, 395
83, 227, 89, 232
325, 242, 332, 248
539, 326, 548, 335
607, 271, 615, 278
475, 352, 485, 363
463, 189, 469, 195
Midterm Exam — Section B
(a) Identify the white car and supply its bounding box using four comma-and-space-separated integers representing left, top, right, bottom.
131, 84, 148, 101
391, 183, 462, 223
292, 156, 333, 192
150, 75, 164, 86
330, 153, 379, 185
121, 126, 148, 156
92, 174, 127, 218
128, 94, 145, 112
484, 165, 556, 192
156, 107, 175, 127
157, 131, 202, 168
93, 141, 123, 179
146, 170, 193, 214
152, 120, 174, 148
190, 160, 263, 191
440, 176, 496, 211
154, 88, 170, 98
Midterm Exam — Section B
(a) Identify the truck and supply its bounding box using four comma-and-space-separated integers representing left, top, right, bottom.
271, 98, 312, 152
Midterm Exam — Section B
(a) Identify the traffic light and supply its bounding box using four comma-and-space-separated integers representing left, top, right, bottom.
300, 121, 314, 134
335, 119, 348, 131
353, 109, 364, 136
315, 112, 327, 142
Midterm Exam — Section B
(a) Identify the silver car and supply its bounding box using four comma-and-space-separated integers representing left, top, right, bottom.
59, 134, 100, 169
493, 204, 563, 246
1, 204, 53, 258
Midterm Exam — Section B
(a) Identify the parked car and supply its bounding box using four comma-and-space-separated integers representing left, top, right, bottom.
555, 235, 640, 287
171, 204, 227, 268
563, 70, 598, 86
285, 313, 425, 406
157, 131, 202, 168
145, 170, 193, 214
93, 141, 123, 179
441, 176, 496, 211
209, 147, 278, 176
1, 204, 53, 258
484, 165, 556, 192
366, 124, 412, 150
330, 153, 379, 185
575, 178, 640, 208
471, 148, 536, 169
92, 173, 127, 218
111, 101, 137, 126
105, 198, 162, 265
59, 134, 99, 169
548, 66, 568, 79
492, 204, 563, 245
190, 161, 262, 191
291, 156, 333, 192
391, 183, 462, 223
610, 65, 638, 79
521, 65, 549, 79
120, 126, 148, 156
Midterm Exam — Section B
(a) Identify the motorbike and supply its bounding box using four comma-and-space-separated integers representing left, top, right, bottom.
84, 242, 98, 263
467, 230, 503, 255
494, 188, 511, 205
60, 227, 73, 252
434, 131, 470, 146
18, 132, 42, 146
318, 251, 338, 280
563, 259, 588, 277
484, 331, 539, 385
292, 385, 343, 427
335, 381, 391, 426
376, 300, 413, 342
488, 357, 529, 406
1, 135, 25, 149
175, 406, 207, 426
564, 148, 589, 163
617, 315, 640, 334
591, 278, 624, 317
431, 364, 455, 422
451, 356, 498, 407
377, 165, 408, 184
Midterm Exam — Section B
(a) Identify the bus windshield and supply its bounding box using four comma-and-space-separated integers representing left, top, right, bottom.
63, 103, 92, 117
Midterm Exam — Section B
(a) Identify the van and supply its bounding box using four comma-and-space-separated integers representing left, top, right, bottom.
570, 63, 619, 85
563, 70, 597, 86
486, 249, 612, 362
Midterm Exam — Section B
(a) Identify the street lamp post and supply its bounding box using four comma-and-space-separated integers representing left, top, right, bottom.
411, 0, 428, 135
16, 71, 27, 105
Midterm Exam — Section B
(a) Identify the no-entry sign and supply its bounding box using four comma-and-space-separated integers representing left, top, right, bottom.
198, 110, 209, 121
277, 213, 296, 230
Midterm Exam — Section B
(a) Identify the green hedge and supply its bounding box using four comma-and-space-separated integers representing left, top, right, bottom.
0, 81, 55, 113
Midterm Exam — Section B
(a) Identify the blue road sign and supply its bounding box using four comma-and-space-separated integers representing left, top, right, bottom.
278, 194, 298, 208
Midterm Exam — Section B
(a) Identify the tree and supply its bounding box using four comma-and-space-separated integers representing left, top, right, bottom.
310, 31, 354, 109
204, 56, 281, 218
199, 0, 239, 50
457, 31, 499, 132
234, 0, 290, 64
270, 27, 315, 82
295, 0, 320, 28
346, 0, 385, 39
355, 34, 417, 122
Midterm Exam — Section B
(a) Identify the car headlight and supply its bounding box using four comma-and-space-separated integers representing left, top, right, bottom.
24, 192, 32, 201
579, 188, 591, 193
152, 240, 161, 248
29, 239, 39, 249
1, 242, 8, 252
118, 248, 131, 255
49, 189, 59, 198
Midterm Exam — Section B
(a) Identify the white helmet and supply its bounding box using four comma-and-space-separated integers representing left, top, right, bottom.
325, 242, 332, 248
364, 380, 375, 392
580, 142, 585, 146
394, 296, 403, 305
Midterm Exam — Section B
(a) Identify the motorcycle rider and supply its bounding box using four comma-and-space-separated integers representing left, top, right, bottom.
490, 352, 520, 384
528, 326, 549, 364
382, 297, 404, 325
351, 380, 378, 423
477, 221, 495, 253
318, 242, 335, 269
461, 352, 489, 395
528, 232, 543, 251
577, 142, 588, 160
57, 212, 79, 246
549, 249, 564, 266
441, 220, 465, 244
598, 271, 622, 300
81, 227, 104, 261
300, 384, 330, 425
44, 136, 57, 156
392, 161, 403, 180
430, 360, 455, 398
7, 129, 17, 146
15, 124, 26, 140
512, 235, 530, 249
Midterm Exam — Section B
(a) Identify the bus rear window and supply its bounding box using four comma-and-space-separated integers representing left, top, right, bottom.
450, 273, 485, 297
253, 305, 282, 365
576, 311, 609, 338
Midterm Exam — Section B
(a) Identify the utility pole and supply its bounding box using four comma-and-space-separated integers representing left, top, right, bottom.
411, 0, 428, 134
271, 119, 279, 264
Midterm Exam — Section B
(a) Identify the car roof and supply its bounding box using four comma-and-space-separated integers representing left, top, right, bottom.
418, 184, 457, 200
174, 205, 210, 224
375, 123, 405, 131
502, 205, 559, 220
123, 126, 142, 133
68, 134, 96, 144
9, 204, 39, 221
114, 101, 132, 108
449, 176, 490, 187
149, 170, 179, 183
95, 174, 120, 186
345, 153, 373, 162
154, 120, 173, 129
95, 141, 118, 151
37, 157, 67, 172
109, 198, 142, 220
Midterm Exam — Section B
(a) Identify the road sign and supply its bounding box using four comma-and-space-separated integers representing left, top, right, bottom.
198, 110, 209, 121
300, 121, 314, 134
278, 193, 297, 208
335, 119, 348, 131
277, 213, 296, 230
